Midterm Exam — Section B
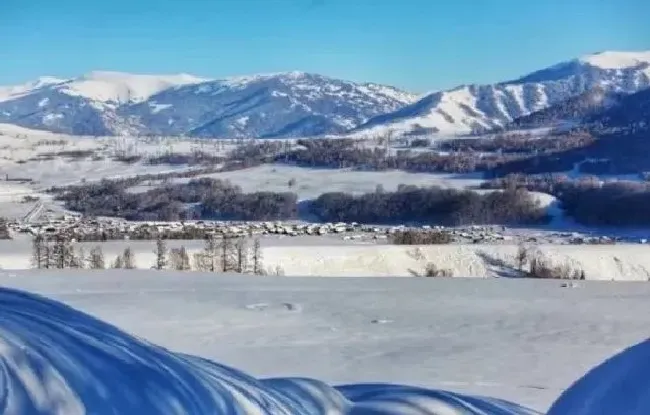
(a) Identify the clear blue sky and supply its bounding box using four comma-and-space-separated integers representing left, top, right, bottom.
1, 0, 648, 92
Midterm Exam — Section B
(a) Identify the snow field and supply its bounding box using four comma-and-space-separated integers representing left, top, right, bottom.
1, 270, 650, 412
125, 163, 486, 200
262, 243, 650, 280
2, 239, 650, 281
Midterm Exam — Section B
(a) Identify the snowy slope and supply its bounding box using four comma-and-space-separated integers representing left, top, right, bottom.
2, 50, 648, 138
132, 71, 418, 138
578, 51, 650, 70
355, 51, 650, 136
58, 71, 211, 105
0, 284, 537, 414
0, 71, 417, 138
502, 87, 624, 131
0, 76, 66, 103
548, 337, 650, 415
1, 270, 650, 413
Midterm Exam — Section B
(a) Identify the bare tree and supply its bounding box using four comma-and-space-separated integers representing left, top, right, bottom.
43, 242, 52, 269
516, 244, 529, 271
194, 235, 220, 272
170, 246, 191, 271
31, 234, 46, 269
51, 235, 74, 269
70, 247, 86, 269
123, 247, 136, 269
252, 238, 264, 275
220, 235, 235, 272
112, 254, 124, 269
89, 246, 105, 269
154, 237, 168, 270
235, 237, 248, 273
0, 217, 10, 239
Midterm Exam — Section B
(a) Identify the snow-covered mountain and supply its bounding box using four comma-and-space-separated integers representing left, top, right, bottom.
587, 86, 650, 132
0, 76, 67, 103
1, 51, 648, 138
354, 51, 650, 136
0, 71, 417, 138
500, 87, 624, 131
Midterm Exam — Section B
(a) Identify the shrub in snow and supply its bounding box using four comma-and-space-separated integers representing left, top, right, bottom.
392, 230, 453, 245
528, 252, 585, 280
423, 263, 453, 278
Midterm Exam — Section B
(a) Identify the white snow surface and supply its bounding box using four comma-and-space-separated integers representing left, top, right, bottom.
59, 71, 211, 104
548, 337, 650, 415
124, 164, 485, 201
6, 237, 650, 280
0, 77, 66, 103
579, 51, 650, 69
353, 50, 650, 137
0, 270, 649, 414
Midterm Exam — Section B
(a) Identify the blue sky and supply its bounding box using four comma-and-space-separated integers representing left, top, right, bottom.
1, 0, 648, 92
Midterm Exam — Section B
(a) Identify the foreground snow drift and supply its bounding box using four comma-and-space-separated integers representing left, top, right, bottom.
0, 286, 538, 414
548, 338, 650, 415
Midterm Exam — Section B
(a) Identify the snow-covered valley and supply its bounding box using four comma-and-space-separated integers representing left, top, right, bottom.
0, 270, 649, 414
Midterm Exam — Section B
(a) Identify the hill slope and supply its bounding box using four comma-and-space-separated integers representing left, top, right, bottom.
499, 87, 624, 131
0, 71, 417, 138
354, 51, 650, 136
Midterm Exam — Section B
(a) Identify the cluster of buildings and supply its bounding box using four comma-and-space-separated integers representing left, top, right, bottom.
5, 214, 527, 245
9, 215, 390, 241
7, 214, 646, 245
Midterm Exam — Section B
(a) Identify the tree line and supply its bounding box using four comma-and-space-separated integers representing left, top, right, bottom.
310, 185, 548, 226
438, 131, 596, 155
55, 177, 298, 221
279, 138, 512, 173
271, 135, 600, 175
481, 173, 650, 226
31, 234, 266, 274
54, 173, 554, 226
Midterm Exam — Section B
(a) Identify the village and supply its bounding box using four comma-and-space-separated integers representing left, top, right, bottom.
3, 209, 642, 246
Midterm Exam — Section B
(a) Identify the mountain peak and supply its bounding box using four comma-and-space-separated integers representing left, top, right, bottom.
60, 71, 211, 103
80, 70, 209, 82
578, 50, 650, 70
356, 50, 650, 136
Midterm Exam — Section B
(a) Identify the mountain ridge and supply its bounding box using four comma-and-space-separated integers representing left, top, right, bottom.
1, 50, 648, 139
0, 71, 417, 138
353, 51, 650, 137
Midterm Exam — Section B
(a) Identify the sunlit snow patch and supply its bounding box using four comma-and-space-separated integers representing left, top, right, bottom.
0, 287, 541, 415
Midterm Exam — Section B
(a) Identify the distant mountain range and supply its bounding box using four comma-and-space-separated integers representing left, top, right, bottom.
0, 71, 416, 138
356, 51, 650, 136
0, 51, 649, 139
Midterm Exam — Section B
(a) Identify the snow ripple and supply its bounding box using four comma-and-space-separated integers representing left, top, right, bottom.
0, 287, 541, 414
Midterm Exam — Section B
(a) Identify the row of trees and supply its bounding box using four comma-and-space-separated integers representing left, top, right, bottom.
279, 138, 512, 174
272, 135, 602, 175
439, 131, 596, 155
310, 185, 548, 226
56, 177, 298, 221
482, 173, 650, 226
31, 235, 265, 274
56, 173, 555, 226
491, 128, 650, 177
